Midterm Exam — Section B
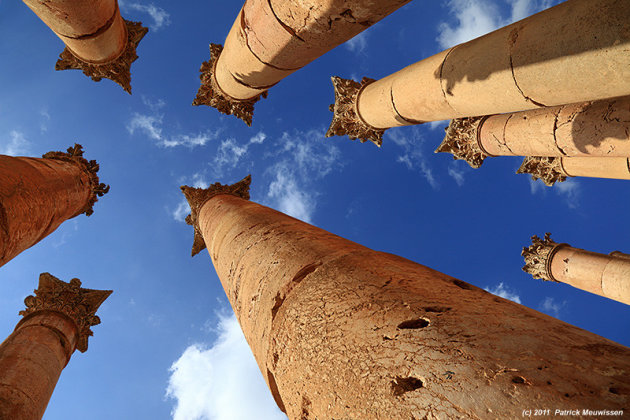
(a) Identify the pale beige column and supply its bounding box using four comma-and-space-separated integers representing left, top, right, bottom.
327, 0, 630, 145
523, 233, 630, 306
193, 0, 412, 126
181, 176, 630, 419
436, 97, 630, 168
22, 0, 147, 93
0, 273, 111, 420
517, 156, 630, 186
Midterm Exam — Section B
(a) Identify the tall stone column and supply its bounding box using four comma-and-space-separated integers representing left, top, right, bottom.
327, 0, 630, 145
193, 0, 411, 126
0, 144, 109, 267
181, 176, 630, 419
517, 156, 630, 186
436, 97, 630, 168
523, 233, 630, 306
0, 273, 111, 420
22, 0, 147, 93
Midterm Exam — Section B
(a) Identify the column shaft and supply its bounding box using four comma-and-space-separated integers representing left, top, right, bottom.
517, 156, 630, 186
330, 0, 630, 141
22, 0, 127, 63
184, 182, 630, 419
0, 145, 108, 267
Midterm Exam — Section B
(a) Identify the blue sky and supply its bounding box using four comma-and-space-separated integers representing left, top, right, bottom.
1, 0, 628, 419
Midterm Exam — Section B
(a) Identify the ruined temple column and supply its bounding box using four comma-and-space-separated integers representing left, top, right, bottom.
181, 176, 630, 419
0, 144, 109, 267
193, 0, 411, 126
0, 273, 111, 420
22, 0, 147, 93
517, 156, 630, 186
327, 0, 630, 145
436, 96, 630, 168
523, 233, 630, 306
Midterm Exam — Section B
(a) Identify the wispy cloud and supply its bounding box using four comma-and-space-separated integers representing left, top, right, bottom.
1, 130, 30, 156
40, 108, 51, 133
485, 282, 521, 304
529, 178, 581, 209
345, 31, 368, 55
447, 161, 467, 186
214, 132, 266, 175
386, 128, 438, 189
437, 0, 558, 49
538, 296, 566, 318
267, 166, 315, 223
166, 314, 286, 420
128, 100, 220, 148
120, 2, 170, 31
172, 173, 209, 222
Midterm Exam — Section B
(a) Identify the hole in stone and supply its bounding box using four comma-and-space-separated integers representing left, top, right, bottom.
609, 387, 619, 395
512, 376, 527, 384
453, 279, 472, 290
267, 369, 286, 413
270, 292, 285, 320
564, 393, 571, 398
291, 262, 321, 284
424, 306, 450, 313
547, 381, 552, 385
391, 376, 424, 396
397, 318, 430, 329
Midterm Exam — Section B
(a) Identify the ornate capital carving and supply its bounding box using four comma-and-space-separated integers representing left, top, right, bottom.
20, 273, 112, 353
435, 117, 489, 168
517, 156, 568, 186
192, 44, 266, 127
181, 175, 251, 256
55, 20, 148, 94
42, 143, 110, 217
521, 233, 566, 282
326, 76, 385, 147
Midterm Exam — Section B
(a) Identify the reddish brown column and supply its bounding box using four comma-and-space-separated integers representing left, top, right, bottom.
436, 97, 630, 168
0, 273, 111, 420
193, 0, 412, 126
0, 144, 109, 267
327, 0, 630, 145
517, 156, 630, 186
22, 0, 147, 93
523, 233, 630, 306
181, 176, 630, 419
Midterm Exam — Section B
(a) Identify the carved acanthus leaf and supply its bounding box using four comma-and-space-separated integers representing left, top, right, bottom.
326, 76, 385, 147
20, 273, 112, 353
193, 44, 266, 127
521, 233, 564, 282
55, 20, 148, 94
42, 143, 110, 217
435, 117, 488, 168
517, 156, 568, 186
181, 175, 252, 256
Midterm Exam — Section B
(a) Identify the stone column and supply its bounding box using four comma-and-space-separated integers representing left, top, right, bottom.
327, 0, 630, 145
0, 144, 109, 268
523, 233, 630, 306
181, 176, 630, 419
0, 273, 111, 420
193, 0, 411, 126
22, 0, 147, 93
517, 156, 630, 186
436, 96, 630, 168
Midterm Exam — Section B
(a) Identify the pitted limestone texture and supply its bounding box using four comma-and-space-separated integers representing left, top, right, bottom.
436, 116, 489, 168
56, 20, 148, 94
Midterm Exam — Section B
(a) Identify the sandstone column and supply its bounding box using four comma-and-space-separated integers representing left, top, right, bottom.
523, 233, 630, 306
0, 273, 111, 420
327, 0, 630, 145
517, 156, 630, 186
0, 144, 109, 267
181, 176, 630, 419
436, 96, 630, 168
22, 0, 147, 93
193, 0, 412, 126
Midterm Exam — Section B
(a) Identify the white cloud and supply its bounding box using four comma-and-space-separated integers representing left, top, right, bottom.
447, 162, 466, 186
40, 108, 50, 133
485, 282, 521, 304
128, 100, 220, 148
166, 314, 286, 420
214, 132, 266, 174
345, 31, 368, 54
528, 177, 581, 209
172, 173, 209, 222
386, 128, 439, 189
121, 2, 170, 31
538, 296, 566, 318
437, 0, 558, 49
1, 130, 30, 156
426, 120, 449, 131
267, 166, 315, 223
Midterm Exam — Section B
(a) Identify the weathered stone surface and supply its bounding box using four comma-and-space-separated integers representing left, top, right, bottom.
521, 233, 563, 282
55, 20, 148, 94
517, 156, 567, 186
326, 76, 384, 147
436, 116, 488, 168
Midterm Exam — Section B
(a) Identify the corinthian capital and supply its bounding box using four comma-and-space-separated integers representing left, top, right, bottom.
521, 233, 566, 282
435, 117, 489, 168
